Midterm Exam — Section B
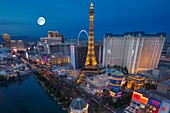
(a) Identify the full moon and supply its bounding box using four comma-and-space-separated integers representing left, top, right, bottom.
37, 17, 45, 26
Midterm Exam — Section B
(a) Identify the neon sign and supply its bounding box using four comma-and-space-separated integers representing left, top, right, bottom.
162, 106, 166, 111
117, 92, 122, 97
110, 91, 116, 98
132, 91, 148, 105
148, 98, 161, 108
109, 91, 122, 98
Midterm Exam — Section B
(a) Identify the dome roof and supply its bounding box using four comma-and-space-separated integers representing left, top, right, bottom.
70, 97, 88, 110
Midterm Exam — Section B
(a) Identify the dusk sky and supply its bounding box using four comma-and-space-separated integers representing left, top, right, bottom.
0, 0, 170, 40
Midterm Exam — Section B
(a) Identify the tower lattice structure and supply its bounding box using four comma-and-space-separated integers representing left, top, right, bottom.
85, 3, 97, 67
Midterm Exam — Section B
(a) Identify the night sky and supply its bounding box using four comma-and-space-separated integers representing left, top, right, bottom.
0, 0, 170, 40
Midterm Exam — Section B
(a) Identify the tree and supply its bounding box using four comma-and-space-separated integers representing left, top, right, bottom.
107, 64, 110, 69
92, 103, 101, 113
123, 66, 128, 74
16, 71, 20, 77
0, 76, 6, 82
107, 97, 113, 105
121, 81, 127, 90
113, 65, 117, 68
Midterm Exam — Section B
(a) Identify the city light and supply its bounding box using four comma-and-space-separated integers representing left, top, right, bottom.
0, 1, 169, 113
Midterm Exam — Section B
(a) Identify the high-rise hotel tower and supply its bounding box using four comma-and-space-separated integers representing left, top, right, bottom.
85, 3, 97, 68
103, 32, 165, 74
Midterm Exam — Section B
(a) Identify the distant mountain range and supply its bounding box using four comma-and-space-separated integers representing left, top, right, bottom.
0, 35, 169, 43
0, 36, 39, 42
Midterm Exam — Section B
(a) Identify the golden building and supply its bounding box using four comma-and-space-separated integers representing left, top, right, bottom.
126, 75, 146, 90
85, 3, 97, 67
2, 34, 11, 47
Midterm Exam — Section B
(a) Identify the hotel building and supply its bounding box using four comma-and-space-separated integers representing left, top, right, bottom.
10, 40, 25, 51
37, 41, 76, 69
37, 41, 103, 70
41, 31, 64, 43
103, 32, 166, 74
50, 54, 70, 65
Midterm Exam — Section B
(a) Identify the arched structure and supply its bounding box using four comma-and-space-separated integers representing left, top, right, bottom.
70, 97, 89, 113
77, 30, 89, 45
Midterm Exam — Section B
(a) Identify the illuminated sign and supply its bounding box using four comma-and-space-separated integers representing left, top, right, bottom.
110, 91, 116, 98
109, 91, 122, 98
110, 79, 122, 85
132, 91, 148, 105
112, 72, 123, 76
161, 106, 166, 111
148, 98, 161, 108
117, 92, 122, 98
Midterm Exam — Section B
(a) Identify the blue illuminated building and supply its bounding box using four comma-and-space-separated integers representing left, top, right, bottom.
109, 70, 125, 98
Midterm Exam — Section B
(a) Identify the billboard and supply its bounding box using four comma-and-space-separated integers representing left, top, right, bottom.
132, 91, 148, 105
148, 98, 162, 108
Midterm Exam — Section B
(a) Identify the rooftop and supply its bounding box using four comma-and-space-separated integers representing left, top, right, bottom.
160, 79, 170, 85
105, 32, 166, 38
70, 97, 88, 110
148, 90, 170, 101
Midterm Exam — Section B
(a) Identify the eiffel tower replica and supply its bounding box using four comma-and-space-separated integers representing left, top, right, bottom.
81, 2, 99, 75
77, 3, 99, 84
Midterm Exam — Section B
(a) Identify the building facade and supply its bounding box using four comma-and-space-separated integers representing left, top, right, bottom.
109, 70, 125, 99
50, 54, 70, 65
161, 42, 170, 58
10, 40, 25, 51
126, 91, 170, 113
103, 32, 166, 74
37, 41, 76, 69
86, 73, 110, 94
126, 75, 146, 90
41, 31, 64, 43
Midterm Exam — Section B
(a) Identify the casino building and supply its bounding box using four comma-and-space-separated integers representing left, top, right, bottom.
37, 41, 76, 68
109, 70, 125, 99
125, 91, 170, 113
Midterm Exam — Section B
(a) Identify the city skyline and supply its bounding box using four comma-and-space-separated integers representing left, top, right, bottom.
1, 1, 170, 113
0, 0, 170, 40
